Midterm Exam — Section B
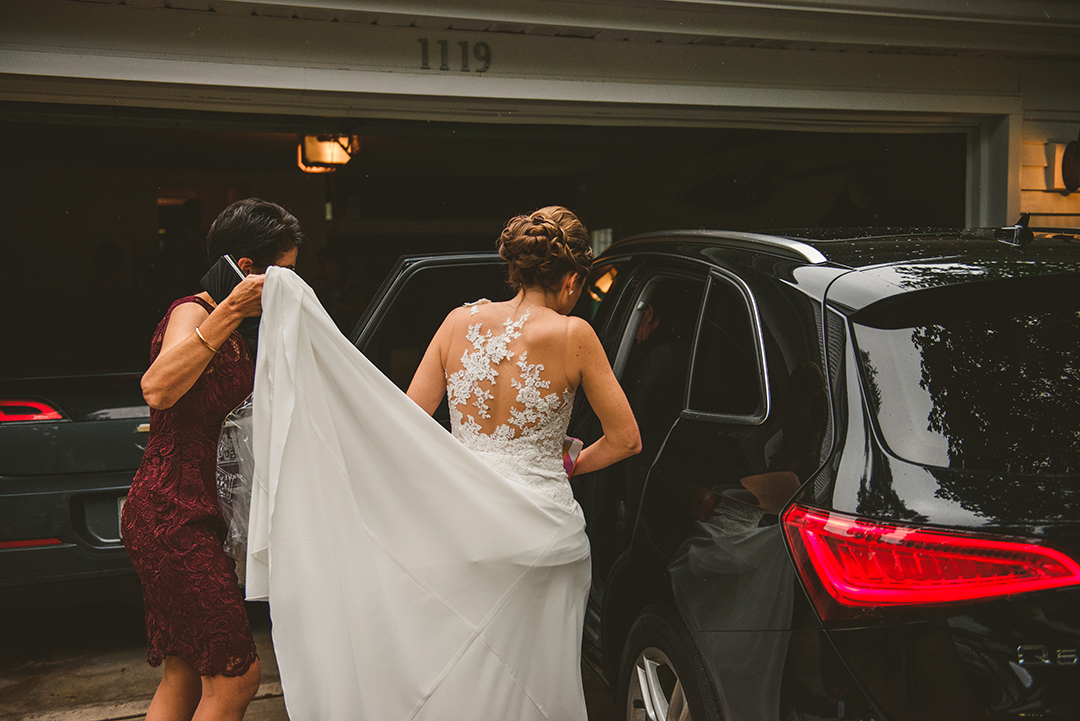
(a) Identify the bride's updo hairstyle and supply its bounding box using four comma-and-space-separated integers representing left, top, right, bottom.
497, 206, 593, 292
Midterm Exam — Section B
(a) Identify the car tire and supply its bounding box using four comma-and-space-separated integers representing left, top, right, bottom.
617, 605, 723, 721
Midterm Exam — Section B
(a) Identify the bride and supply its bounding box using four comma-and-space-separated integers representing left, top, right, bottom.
246, 206, 639, 720
408, 206, 641, 500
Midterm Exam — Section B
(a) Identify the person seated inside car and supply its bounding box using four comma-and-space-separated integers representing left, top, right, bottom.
622, 281, 700, 452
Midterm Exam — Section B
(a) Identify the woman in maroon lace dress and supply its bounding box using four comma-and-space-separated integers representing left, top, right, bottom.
122, 199, 303, 721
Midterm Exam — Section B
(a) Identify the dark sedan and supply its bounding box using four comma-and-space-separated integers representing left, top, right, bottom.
0, 374, 146, 606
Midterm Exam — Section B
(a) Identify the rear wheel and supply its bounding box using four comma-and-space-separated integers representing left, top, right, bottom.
618, 606, 722, 721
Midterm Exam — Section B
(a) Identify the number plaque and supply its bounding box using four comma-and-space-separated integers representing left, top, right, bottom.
418, 39, 491, 73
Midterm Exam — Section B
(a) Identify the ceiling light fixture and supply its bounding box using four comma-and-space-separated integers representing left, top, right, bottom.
297, 134, 359, 173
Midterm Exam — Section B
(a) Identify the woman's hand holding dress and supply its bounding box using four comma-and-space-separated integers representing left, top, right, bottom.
142, 274, 265, 409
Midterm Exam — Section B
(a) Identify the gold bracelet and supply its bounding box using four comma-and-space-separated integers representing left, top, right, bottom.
194, 325, 220, 354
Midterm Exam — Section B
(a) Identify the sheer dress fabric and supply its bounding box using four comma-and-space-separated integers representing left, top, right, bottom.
121, 296, 257, 677
247, 269, 591, 721
447, 299, 577, 508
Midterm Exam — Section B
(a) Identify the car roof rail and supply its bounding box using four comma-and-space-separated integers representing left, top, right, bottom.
621, 230, 829, 264
995, 213, 1080, 248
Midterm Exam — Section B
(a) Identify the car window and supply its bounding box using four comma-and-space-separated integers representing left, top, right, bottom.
687, 275, 765, 419
4, 269, 160, 379
570, 267, 704, 594
618, 276, 707, 435
578, 262, 620, 324
852, 272, 1080, 475
360, 261, 512, 393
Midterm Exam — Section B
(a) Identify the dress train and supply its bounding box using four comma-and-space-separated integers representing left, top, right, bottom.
246, 268, 591, 721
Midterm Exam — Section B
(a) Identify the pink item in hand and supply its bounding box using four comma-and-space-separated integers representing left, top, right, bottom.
562, 436, 584, 478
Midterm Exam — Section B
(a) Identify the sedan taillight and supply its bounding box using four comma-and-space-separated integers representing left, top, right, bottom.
782, 504, 1080, 621
0, 538, 62, 549
0, 399, 64, 422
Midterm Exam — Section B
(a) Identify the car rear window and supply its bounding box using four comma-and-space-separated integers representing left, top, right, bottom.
4, 288, 160, 380
851, 273, 1080, 475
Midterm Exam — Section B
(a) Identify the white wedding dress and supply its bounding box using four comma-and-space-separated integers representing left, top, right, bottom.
246, 269, 591, 721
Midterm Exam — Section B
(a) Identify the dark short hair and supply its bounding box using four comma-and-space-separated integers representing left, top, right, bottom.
206, 198, 304, 268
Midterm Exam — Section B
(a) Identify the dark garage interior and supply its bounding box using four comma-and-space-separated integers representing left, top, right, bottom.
1, 108, 967, 379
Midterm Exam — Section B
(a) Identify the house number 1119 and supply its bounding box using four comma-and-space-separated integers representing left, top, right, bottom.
418, 39, 491, 73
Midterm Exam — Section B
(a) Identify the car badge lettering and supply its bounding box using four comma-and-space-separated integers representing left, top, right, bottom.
1018, 645, 1079, 666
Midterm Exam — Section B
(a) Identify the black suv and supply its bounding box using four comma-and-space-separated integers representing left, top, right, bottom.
352, 223, 1080, 721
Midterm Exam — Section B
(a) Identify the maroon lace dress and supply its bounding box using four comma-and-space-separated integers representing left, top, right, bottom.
121, 296, 258, 677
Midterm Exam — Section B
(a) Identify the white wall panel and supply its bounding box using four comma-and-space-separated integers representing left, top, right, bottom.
4, 0, 1074, 226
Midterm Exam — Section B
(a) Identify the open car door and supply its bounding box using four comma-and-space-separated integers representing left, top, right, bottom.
349, 252, 510, 427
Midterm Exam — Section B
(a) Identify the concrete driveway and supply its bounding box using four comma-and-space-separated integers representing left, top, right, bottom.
0, 600, 615, 720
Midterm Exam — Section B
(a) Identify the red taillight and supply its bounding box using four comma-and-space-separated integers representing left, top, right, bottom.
0, 399, 63, 422
0, 538, 63, 549
782, 504, 1080, 621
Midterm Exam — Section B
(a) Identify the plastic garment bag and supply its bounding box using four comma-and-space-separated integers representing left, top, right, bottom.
246, 268, 590, 721
216, 395, 254, 586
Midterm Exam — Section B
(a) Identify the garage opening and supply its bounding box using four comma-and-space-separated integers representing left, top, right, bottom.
1, 108, 966, 379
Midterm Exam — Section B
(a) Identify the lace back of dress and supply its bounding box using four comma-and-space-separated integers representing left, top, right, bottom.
445, 301, 577, 507
446, 301, 573, 445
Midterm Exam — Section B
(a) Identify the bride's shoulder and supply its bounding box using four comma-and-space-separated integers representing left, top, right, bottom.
531, 309, 595, 344
561, 316, 601, 355
442, 298, 489, 322
565, 314, 593, 333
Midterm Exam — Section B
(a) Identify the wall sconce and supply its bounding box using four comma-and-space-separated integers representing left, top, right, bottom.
297, 134, 359, 173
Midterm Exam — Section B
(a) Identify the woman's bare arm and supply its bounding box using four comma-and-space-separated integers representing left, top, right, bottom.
141, 274, 265, 409
406, 306, 463, 415
568, 318, 641, 476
